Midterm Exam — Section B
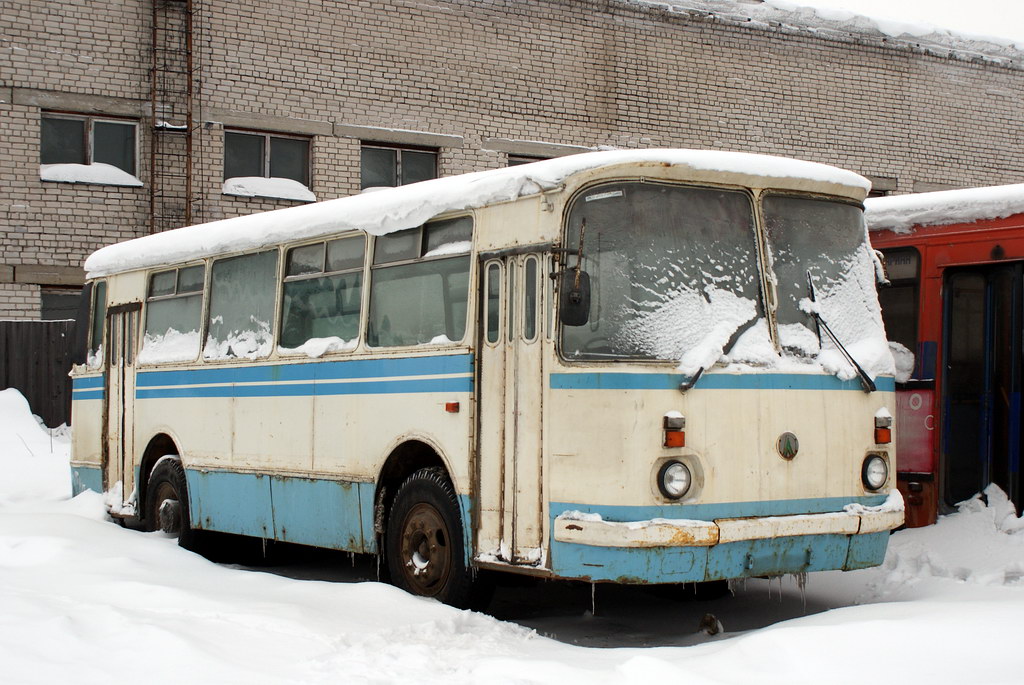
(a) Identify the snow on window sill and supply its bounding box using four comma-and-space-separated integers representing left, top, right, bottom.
222, 177, 316, 203
40, 163, 143, 187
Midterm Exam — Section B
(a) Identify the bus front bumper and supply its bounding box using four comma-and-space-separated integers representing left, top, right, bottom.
553, 507, 904, 548
549, 502, 904, 583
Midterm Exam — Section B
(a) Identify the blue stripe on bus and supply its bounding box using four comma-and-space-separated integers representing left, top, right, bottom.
72, 390, 105, 401
137, 375, 473, 400
70, 465, 103, 496
183, 469, 473, 559
135, 353, 473, 388
550, 372, 895, 392
550, 494, 888, 523
73, 376, 105, 389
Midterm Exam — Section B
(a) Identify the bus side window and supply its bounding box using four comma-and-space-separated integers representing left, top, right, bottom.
368, 216, 473, 348
205, 250, 279, 360
524, 256, 538, 342
486, 261, 501, 344
878, 247, 920, 380
280, 236, 365, 352
88, 280, 107, 368
140, 264, 205, 364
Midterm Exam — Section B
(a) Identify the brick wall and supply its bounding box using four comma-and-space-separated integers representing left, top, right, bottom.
2, 0, 1023, 317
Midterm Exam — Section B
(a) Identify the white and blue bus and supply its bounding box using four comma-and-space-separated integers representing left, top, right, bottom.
70, 149, 903, 607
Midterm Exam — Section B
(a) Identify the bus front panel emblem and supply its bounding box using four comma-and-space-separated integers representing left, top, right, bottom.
777, 432, 799, 460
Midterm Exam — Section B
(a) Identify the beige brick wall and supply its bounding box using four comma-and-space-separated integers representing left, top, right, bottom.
2, 0, 1023, 317
0, 283, 41, 319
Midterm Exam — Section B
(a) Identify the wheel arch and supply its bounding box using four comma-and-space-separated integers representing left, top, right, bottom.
137, 432, 183, 526
373, 438, 471, 565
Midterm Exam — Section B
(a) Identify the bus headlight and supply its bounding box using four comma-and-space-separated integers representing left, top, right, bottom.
862, 455, 889, 491
658, 460, 692, 499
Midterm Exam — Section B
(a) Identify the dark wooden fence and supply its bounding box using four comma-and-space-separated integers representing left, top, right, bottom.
0, 320, 76, 427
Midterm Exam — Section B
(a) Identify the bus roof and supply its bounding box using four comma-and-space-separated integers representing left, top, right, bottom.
866, 183, 1024, 234
85, 148, 869, 278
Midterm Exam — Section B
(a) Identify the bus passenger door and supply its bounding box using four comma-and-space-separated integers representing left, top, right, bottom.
943, 266, 1023, 512
476, 255, 545, 564
103, 304, 140, 512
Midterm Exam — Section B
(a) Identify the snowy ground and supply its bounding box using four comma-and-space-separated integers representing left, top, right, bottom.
2, 386, 1023, 684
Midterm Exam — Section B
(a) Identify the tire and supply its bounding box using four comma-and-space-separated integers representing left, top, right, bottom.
145, 456, 196, 549
386, 467, 475, 608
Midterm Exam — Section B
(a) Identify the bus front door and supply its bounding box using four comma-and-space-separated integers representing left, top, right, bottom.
103, 304, 140, 513
477, 254, 544, 564
943, 266, 1023, 512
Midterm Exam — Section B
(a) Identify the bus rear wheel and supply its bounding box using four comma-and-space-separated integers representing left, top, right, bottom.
386, 467, 473, 608
145, 456, 195, 549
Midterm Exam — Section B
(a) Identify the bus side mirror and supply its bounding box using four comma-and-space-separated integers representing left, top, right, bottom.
71, 282, 92, 365
559, 270, 591, 327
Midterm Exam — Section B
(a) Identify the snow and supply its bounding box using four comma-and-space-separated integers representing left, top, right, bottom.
865, 183, 1024, 233
85, 149, 869, 278
223, 176, 317, 203
40, 162, 143, 187
3, 386, 1024, 683
137, 328, 201, 365
640, 1, 1024, 63
887, 342, 915, 384
278, 336, 358, 358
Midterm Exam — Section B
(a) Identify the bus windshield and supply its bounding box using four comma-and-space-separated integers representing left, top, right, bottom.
561, 183, 888, 379
561, 182, 762, 369
763, 195, 880, 363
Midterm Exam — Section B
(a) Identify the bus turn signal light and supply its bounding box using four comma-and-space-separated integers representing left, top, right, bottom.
445, 402, 460, 413
874, 414, 892, 444
664, 430, 686, 448
663, 413, 686, 447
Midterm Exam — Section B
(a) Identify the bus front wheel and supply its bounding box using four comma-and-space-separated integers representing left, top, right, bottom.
145, 456, 195, 549
386, 467, 473, 608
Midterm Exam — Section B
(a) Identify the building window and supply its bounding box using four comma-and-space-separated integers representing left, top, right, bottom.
224, 130, 310, 186
40, 113, 137, 175
361, 144, 436, 190
40, 287, 82, 321
507, 155, 546, 167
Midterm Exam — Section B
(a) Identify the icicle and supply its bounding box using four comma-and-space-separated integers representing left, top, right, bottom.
591, 582, 597, 616
793, 572, 808, 613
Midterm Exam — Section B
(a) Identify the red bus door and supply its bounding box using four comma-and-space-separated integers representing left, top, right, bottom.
943, 266, 1022, 512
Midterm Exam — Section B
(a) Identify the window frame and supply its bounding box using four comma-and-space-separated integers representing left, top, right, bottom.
367, 215, 474, 348
140, 262, 208, 366
223, 128, 312, 187
360, 142, 438, 190
278, 234, 367, 354
203, 249, 281, 362
40, 111, 139, 176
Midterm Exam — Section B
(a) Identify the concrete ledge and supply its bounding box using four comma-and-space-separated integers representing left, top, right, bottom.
14, 264, 85, 287
913, 180, 962, 193
0, 265, 13, 283
207, 109, 333, 137
482, 137, 590, 158
863, 174, 898, 193
13, 88, 146, 117
334, 123, 464, 148
0, 87, 12, 105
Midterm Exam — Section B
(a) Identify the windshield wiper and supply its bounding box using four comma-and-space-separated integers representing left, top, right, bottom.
806, 272, 876, 393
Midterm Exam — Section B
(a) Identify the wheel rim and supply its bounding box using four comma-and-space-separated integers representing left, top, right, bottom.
397, 502, 451, 595
153, 482, 182, 535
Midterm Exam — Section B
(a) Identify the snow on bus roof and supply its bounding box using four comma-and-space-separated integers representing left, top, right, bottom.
865, 183, 1024, 233
85, 149, 868, 278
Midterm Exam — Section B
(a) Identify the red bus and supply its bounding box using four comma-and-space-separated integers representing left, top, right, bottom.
867, 185, 1024, 527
